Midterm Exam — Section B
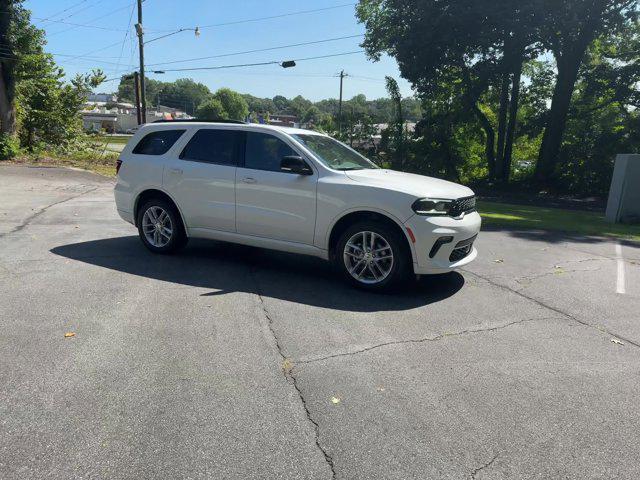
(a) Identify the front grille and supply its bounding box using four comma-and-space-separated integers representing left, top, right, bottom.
450, 195, 476, 217
449, 234, 477, 262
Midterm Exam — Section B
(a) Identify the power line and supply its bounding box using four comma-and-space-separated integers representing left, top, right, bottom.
62, 39, 128, 63
146, 34, 364, 67
100, 50, 365, 81
112, 3, 136, 76
146, 2, 355, 32
153, 50, 365, 73
37, 0, 90, 22
292, 51, 365, 63
32, 16, 129, 32
44, 0, 105, 23
45, 2, 136, 37
157, 60, 280, 73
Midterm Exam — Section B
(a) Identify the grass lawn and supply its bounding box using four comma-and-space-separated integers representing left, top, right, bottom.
478, 200, 640, 242
8, 153, 118, 177
106, 135, 132, 144
88, 135, 131, 154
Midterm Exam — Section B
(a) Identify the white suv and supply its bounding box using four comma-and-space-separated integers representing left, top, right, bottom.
114, 120, 481, 291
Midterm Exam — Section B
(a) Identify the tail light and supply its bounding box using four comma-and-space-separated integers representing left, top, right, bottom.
116, 158, 122, 175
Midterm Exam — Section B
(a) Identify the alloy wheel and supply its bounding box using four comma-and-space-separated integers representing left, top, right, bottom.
343, 230, 394, 284
142, 206, 173, 248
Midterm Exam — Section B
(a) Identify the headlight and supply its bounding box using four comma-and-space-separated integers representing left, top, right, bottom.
411, 198, 454, 216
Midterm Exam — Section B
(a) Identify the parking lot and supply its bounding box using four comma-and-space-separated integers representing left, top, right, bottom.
1, 165, 639, 479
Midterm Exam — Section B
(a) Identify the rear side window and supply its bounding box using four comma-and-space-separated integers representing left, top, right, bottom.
180, 129, 241, 165
132, 129, 185, 155
244, 132, 295, 172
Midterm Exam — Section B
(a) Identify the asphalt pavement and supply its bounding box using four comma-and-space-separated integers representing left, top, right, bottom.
1, 165, 639, 479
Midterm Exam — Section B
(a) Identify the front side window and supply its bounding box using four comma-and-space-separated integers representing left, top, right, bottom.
132, 129, 185, 155
292, 134, 378, 171
180, 129, 241, 165
244, 132, 296, 172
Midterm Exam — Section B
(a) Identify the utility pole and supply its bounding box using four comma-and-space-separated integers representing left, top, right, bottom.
135, 0, 146, 123
337, 70, 347, 137
133, 72, 142, 125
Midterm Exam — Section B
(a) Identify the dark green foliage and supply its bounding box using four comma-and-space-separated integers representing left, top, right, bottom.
0, 132, 20, 159
356, 0, 640, 196
117, 76, 211, 115
195, 98, 226, 120
1, 1, 105, 151
211, 88, 249, 120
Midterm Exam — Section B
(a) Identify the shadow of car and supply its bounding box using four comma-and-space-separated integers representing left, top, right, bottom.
51, 237, 465, 312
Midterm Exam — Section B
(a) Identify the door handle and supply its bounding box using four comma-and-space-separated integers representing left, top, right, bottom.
168, 168, 183, 175
242, 177, 257, 184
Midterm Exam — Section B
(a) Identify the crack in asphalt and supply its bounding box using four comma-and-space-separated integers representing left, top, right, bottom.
462, 268, 640, 349
296, 317, 551, 365
513, 266, 602, 288
249, 269, 337, 480
470, 453, 499, 479
0, 186, 99, 239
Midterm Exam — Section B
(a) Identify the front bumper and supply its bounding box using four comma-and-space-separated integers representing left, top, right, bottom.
404, 211, 481, 274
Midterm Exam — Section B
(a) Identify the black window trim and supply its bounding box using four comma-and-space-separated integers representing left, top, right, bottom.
131, 128, 186, 156
178, 127, 243, 167
239, 130, 313, 175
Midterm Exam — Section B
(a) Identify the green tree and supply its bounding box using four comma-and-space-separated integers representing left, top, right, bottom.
243, 94, 275, 114
357, 0, 509, 178
556, 24, 640, 195
116, 76, 210, 115
535, 0, 638, 183
1, 0, 41, 135
0, 0, 103, 151
156, 78, 210, 114
212, 88, 249, 120
117, 74, 162, 106
17, 61, 104, 149
196, 98, 226, 119
272, 95, 290, 112
302, 105, 321, 124
385, 76, 405, 170
289, 95, 313, 118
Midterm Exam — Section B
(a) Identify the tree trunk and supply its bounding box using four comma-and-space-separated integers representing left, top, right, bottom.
471, 102, 496, 178
395, 100, 404, 170
494, 71, 510, 180
535, 7, 602, 185
502, 57, 523, 183
0, 67, 16, 134
0, 0, 17, 134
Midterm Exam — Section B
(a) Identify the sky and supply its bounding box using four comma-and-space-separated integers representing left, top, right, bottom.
24, 0, 415, 101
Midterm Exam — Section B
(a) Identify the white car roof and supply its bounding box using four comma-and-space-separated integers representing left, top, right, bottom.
143, 121, 325, 137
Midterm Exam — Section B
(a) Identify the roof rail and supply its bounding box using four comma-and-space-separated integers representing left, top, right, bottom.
152, 118, 246, 124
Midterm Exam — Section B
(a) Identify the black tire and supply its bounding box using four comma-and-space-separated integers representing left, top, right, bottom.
136, 198, 188, 254
334, 220, 412, 292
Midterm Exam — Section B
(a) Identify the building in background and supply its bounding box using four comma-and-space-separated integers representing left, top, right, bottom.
267, 113, 299, 128
81, 95, 192, 133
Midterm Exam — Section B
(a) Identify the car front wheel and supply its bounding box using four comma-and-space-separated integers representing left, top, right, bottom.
335, 221, 411, 291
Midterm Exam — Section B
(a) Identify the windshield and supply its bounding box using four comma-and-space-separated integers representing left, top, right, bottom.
292, 134, 379, 171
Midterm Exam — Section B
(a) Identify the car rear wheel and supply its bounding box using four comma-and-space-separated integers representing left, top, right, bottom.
335, 221, 411, 291
137, 198, 187, 254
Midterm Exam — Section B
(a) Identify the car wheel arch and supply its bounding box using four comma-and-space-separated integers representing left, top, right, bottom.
326, 209, 415, 264
134, 188, 187, 233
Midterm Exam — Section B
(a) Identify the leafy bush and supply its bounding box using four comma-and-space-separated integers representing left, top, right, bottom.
0, 134, 20, 160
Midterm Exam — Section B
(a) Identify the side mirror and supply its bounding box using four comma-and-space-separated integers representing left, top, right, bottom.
281, 155, 312, 175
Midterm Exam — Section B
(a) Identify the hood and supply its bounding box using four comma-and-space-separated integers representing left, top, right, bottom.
345, 169, 474, 199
